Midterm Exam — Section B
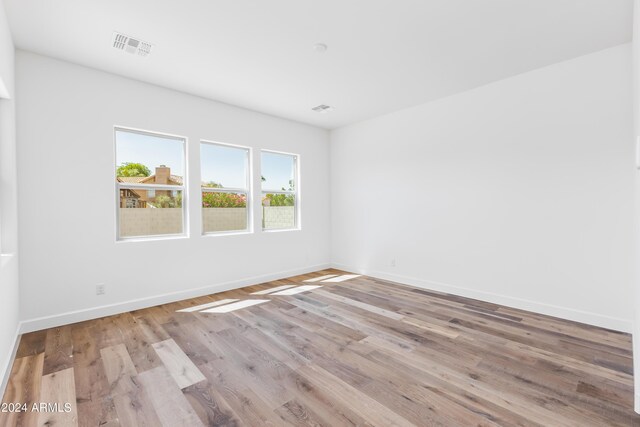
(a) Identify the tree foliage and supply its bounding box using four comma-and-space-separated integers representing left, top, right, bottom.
116, 162, 151, 177
203, 181, 223, 188
202, 192, 246, 208
263, 193, 294, 206
263, 179, 295, 206
151, 193, 182, 208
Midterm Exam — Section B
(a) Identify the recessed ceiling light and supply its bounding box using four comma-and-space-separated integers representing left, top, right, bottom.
112, 32, 153, 57
313, 43, 328, 53
312, 104, 333, 113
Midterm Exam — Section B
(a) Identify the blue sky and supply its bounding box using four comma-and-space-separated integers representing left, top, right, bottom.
201, 143, 247, 188
116, 130, 295, 190
116, 130, 184, 176
261, 151, 295, 191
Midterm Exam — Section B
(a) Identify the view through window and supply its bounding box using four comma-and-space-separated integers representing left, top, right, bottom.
115, 128, 186, 239
261, 151, 298, 230
200, 141, 250, 233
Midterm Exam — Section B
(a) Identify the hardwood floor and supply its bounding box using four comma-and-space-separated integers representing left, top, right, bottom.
1, 269, 638, 426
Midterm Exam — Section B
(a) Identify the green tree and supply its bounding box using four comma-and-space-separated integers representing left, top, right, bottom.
263, 179, 295, 206
151, 193, 182, 208
203, 181, 223, 188
202, 192, 246, 207
116, 162, 151, 177
264, 193, 294, 206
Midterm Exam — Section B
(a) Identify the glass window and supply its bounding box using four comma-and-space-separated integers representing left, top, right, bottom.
261, 151, 298, 230
115, 128, 186, 239
201, 142, 250, 234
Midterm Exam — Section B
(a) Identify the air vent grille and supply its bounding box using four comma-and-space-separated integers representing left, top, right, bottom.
312, 104, 333, 113
112, 32, 153, 57
113, 33, 127, 50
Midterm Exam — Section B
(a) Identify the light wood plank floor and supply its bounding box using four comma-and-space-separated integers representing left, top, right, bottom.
1, 269, 638, 426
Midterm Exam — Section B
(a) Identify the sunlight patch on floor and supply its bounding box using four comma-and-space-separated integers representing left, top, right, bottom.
250, 284, 297, 295
303, 274, 338, 282
321, 274, 361, 283
270, 285, 322, 295
177, 298, 239, 313
200, 299, 270, 313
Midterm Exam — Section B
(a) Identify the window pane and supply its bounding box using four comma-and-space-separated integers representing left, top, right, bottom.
115, 129, 185, 240
202, 192, 248, 233
261, 151, 295, 191
262, 193, 295, 230
201, 143, 248, 189
119, 189, 183, 238
116, 130, 184, 186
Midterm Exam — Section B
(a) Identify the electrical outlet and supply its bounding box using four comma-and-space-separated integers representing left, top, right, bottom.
390, 258, 396, 267
96, 284, 106, 295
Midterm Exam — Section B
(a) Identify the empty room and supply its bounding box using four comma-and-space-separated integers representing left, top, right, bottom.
1, 0, 640, 426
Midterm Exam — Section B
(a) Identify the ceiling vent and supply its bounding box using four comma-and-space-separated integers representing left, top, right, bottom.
312, 104, 333, 113
112, 32, 153, 57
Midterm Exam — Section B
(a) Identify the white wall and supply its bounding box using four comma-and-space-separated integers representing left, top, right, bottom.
0, 0, 20, 398
16, 51, 331, 329
331, 44, 635, 332
631, 0, 640, 414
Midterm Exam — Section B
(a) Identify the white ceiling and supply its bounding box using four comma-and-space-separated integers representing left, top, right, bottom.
4, 0, 633, 129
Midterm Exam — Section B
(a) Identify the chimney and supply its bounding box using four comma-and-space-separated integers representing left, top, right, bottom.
155, 165, 170, 184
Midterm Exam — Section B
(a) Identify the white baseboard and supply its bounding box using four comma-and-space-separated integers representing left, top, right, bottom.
19, 263, 331, 334
332, 263, 632, 333
0, 325, 21, 402
17, 261, 632, 334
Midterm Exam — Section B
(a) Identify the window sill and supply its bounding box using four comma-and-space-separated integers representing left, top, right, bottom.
262, 227, 301, 233
116, 234, 189, 243
202, 230, 253, 238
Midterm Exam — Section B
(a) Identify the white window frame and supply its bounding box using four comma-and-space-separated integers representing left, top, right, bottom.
114, 126, 188, 241
200, 140, 252, 236
261, 149, 300, 231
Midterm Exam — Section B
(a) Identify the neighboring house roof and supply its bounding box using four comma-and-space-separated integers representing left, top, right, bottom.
117, 175, 183, 185
117, 176, 147, 183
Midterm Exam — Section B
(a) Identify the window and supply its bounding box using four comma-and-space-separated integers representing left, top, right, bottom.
115, 128, 186, 239
261, 150, 298, 230
200, 141, 250, 234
